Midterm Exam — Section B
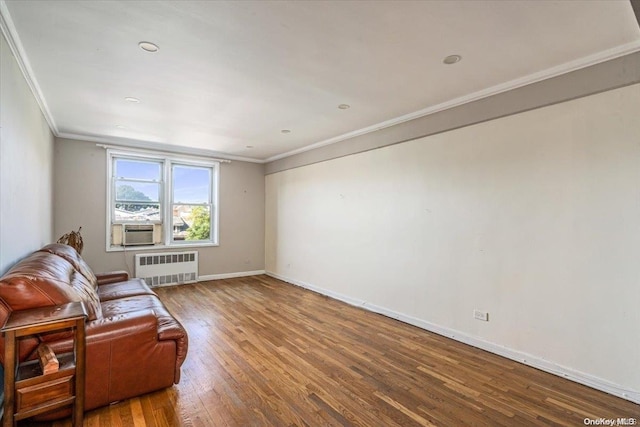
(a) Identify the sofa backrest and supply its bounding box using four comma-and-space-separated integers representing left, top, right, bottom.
38, 243, 99, 290
0, 246, 103, 363
0, 247, 102, 320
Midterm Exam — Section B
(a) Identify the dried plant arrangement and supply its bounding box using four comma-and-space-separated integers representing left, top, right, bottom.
57, 227, 84, 254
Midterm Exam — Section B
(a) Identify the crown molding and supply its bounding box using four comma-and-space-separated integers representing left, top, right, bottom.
57, 132, 265, 164
0, 0, 59, 134
265, 39, 640, 163
3, 0, 639, 165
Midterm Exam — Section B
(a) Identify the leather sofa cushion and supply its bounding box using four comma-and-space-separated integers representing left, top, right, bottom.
70, 271, 102, 319
98, 278, 157, 301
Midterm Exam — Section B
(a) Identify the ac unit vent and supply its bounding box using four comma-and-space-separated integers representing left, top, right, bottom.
123, 224, 154, 246
134, 251, 198, 287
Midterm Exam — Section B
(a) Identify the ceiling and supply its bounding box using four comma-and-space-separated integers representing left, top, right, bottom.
2, 1, 640, 162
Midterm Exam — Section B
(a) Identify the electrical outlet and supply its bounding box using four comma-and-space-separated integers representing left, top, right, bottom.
473, 309, 489, 321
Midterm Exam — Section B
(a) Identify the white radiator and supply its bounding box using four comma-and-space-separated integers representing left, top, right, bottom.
134, 251, 198, 287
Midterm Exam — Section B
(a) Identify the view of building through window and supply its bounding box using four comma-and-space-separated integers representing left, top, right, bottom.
114, 158, 161, 222
172, 205, 210, 241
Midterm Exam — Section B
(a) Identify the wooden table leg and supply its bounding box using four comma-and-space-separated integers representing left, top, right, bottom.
3, 330, 16, 427
73, 318, 85, 427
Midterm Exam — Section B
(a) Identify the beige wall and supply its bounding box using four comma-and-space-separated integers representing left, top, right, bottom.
0, 32, 54, 274
54, 138, 265, 276
265, 83, 640, 402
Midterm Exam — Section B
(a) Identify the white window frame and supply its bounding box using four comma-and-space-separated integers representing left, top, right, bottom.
106, 149, 219, 251
111, 155, 164, 225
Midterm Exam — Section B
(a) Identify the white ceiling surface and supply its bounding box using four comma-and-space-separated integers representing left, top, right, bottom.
3, 1, 640, 162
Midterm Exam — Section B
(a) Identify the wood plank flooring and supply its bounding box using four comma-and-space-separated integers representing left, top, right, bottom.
24, 275, 640, 426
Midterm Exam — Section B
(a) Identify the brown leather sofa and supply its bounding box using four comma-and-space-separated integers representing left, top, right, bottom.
0, 243, 188, 412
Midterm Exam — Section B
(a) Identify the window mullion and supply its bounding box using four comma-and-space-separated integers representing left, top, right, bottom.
163, 161, 171, 246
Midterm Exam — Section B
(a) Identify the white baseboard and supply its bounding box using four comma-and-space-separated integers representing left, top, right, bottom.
199, 270, 265, 281
266, 271, 640, 405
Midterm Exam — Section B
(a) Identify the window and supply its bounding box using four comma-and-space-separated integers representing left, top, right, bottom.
107, 151, 219, 250
171, 164, 212, 242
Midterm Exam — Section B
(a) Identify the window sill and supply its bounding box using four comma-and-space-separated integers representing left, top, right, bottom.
106, 242, 219, 252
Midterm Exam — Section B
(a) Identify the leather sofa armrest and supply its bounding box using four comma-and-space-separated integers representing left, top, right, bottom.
39, 310, 159, 354
95, 271, 130, 285
86, 310, 158, 343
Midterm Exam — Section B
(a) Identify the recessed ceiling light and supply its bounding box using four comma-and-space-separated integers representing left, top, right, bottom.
281, 129, 291, 134
139, 41, 159, 53
125, 97, 140, 103
443, 54, 462, 65
338, 104, 350, 110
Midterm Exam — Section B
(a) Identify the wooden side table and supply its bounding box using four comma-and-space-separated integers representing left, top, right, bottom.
2, 302, 87, 427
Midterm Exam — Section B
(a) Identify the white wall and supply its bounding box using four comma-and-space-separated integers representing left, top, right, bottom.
0, 32, 54, 274
265, 83, 640, 402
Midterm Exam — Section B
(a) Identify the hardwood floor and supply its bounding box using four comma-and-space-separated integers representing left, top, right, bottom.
25, 275, 639, 426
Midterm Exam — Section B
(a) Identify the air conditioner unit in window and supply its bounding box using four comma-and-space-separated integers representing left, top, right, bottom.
122, 224, 154, 246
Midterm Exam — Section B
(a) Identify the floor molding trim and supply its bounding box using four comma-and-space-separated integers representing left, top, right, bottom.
199, 270, 266, 281
266, 271, 640, 405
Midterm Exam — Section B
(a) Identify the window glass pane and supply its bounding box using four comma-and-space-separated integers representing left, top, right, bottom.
173, 205, 210, 241
115, 203, 160, 222
173, 165, 211, 204
115, 159, 161, 181
115, 181, 160, 202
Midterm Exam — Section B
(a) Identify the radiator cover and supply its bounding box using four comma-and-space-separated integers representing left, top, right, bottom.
134, 251, 198, 287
